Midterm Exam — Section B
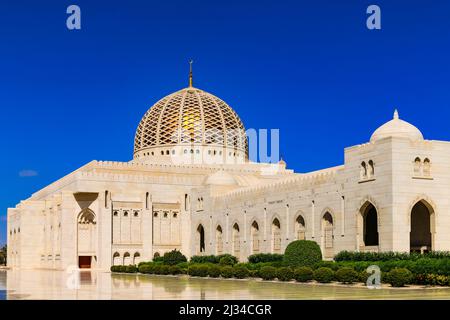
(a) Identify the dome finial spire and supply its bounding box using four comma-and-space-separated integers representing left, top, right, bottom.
189, 59, 194, 87
393, 109, 399, 119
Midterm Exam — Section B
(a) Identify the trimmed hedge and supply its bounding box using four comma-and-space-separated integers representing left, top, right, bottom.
335, 267, 358, 284
188, 264, 209, 277
313, 267, 335, 283
385, 268, 413, 287
208, 265, 222, 278
260, 266, 277, 280
163, 250, 187, 266
335, 250, 450, 262
219, 256, 237, 266
191, 255, 219, 264
190, 254, 238, 265
248, 253, 284, 264
169, 265, 183, 275
276, 267, 294, 281
294, 267, 314, 282
233, 265, 250, 279
284, 240, 322, 268
220, 266, 234, 278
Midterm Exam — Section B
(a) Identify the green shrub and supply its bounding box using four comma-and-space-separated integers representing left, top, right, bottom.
190, 255, 218, 264
249, 269, 259, 278
233, 265, 250, 279
219, 255, 237, 266
188, 264, 209, 277
125, 265, 137, 273
313, 267, 335, 283
220, 266, 234, 278
314, 261, 339, 271
208, 265, 222, 278
335, 267, 358, 284
169, 265, 182, 275
139, 264, 154, 274
334, 250, 450, 262
293, 267, 314, 282
177, 262, 189, 270
283, 240, 322, 268
110, 265, 118, 272
385, 268, 413, 287
158, 265, 171, 275
163, 249, 187, 266
259, 266, 277, 280
117, 265, 127, 272
248, 253, 284, 264
152, 264, 161, 274
218, 254, 238, 264
276, 267, 294, 281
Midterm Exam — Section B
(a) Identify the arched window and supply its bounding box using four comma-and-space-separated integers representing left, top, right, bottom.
123, 211, 128, 217
271, 218, 281, 253
251, 221, 260, 253
113, 252, 121, 266
216, 225, 223, 254
295, 215, 306, 240
368, 160, 375, 178
105, 190, 109, 209
133, 252, 141, 265
321, 212, 334, 258
360, 162, 367, 179
423, 158, 431, 176
414, 157, 422, 175
123, 252, 131, 265
232, 223, 240, 258
146, 192, 149, 210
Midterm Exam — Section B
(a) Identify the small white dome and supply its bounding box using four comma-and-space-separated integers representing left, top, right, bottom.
370, 110, 423, 142
204, 170, 237, 186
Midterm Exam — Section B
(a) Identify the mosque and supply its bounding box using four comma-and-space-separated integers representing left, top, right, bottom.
7, 67, 450, 270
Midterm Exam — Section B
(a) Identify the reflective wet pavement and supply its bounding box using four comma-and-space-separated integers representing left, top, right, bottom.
1, 269, 450, 300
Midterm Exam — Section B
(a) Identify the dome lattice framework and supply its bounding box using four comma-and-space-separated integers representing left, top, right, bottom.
134, 87, 247, 157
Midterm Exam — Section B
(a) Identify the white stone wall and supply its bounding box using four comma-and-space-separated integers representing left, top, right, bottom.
8, 135, 450, 270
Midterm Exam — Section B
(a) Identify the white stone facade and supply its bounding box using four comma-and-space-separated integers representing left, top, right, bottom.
7, 82, 450, 270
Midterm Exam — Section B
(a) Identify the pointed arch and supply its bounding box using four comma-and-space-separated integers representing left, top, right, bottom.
216, 225, 223, 254
409, 198, 435, 253
271, 218, 281, 253
196, 224, 206, 254
232, 222, 240, 259
321, 210, 334, 259
251, 220, 260, 254
294, 212, 306, 240
359, 200, 379, 247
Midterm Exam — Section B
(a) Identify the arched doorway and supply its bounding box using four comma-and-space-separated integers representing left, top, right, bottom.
232, 223, 240, 259
77, 208, 97, 268
196, 224, 205, 254
321, 212, 334, 259
295, 215, 306, 240
410, 201, 433, 253
216, 225, 223, 254
271, 218, 281, 253
251, 221, 260, 254
361, 203, 379, 247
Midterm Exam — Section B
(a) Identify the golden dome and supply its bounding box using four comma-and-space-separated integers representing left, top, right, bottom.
133, 86, 247, 160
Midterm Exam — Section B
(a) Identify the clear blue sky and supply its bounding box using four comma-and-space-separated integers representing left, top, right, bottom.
1, 0, 450, 245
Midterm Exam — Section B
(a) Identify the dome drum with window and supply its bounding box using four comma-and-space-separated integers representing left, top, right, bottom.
133, 71, 248, 165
